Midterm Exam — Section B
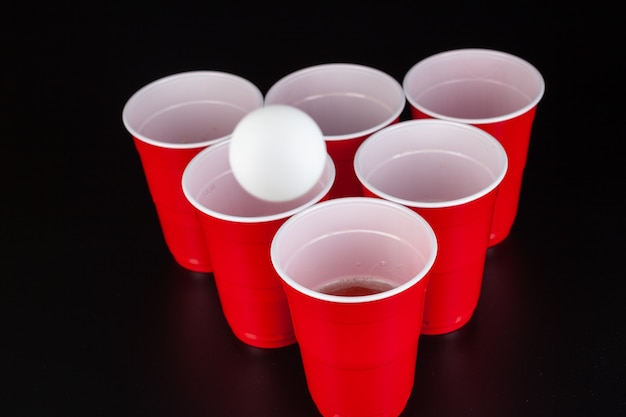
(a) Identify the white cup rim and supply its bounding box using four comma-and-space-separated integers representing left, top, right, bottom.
265, 63, 405, 141
354, 119, 508, 208
122, 71, 264, 149
182, 140, 336, 223
270, 197, 438, 304
403, 48, 545, 124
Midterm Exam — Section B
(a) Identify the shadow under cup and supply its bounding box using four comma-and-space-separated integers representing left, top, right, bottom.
182, 140, 335, 349
270, 198, 437, 417
355, 120, 508, 335
122, 71, 264, 272
403, 48, 544, 246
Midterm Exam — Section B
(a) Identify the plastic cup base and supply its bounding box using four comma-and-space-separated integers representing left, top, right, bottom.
488, 228, 511, 247
231, 330, 297, 349
421, 313, 473, 336
173, 256, 212, 273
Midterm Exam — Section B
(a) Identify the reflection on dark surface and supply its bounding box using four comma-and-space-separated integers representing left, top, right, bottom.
122, 235, 551, 417
126, 264, 317, 416
406, 236, 545, 416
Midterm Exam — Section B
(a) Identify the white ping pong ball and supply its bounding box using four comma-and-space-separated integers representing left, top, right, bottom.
229, 105, 327, 202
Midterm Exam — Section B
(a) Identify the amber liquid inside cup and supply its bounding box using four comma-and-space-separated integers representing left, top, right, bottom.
316, 276, 396, 297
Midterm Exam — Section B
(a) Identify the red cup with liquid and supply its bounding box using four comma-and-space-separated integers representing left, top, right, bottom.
271, 197, 437, 416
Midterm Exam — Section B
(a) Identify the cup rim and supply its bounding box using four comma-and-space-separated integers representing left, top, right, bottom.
122, 70, 264, 149
270, 197, 438, 304
265, 63, 405, 141
182, 139, 336, 223
354, 119, 508, 208
402, 48, 545, 124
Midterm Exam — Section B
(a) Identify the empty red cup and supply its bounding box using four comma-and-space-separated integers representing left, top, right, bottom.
182, 140, 335, 348
403, 49, 544, 246
264, 63, 405, 199
271, 197, 437, 417
355, 120, 508, 335
122, 71, 263, 272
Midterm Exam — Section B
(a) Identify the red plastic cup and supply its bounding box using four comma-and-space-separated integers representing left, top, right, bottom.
264, 63, 405, 199
270, 197, 437, 417
355, 120, 508, 335
122, 71, 263, 272
182, 140, 335, 349
403, 49, 544, 246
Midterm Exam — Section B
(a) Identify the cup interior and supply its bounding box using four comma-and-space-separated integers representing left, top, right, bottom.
355, 120, 508, 207
271, 198, 437, 303
265, 64, 405, 139
182, 140, 335, 222
123, 71, 264, 148
403, 49, 545, 123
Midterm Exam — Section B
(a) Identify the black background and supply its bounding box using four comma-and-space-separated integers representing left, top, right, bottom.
2, 5, 624, 417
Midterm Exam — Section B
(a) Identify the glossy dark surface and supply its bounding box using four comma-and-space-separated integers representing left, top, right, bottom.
3, 8, 623, 417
